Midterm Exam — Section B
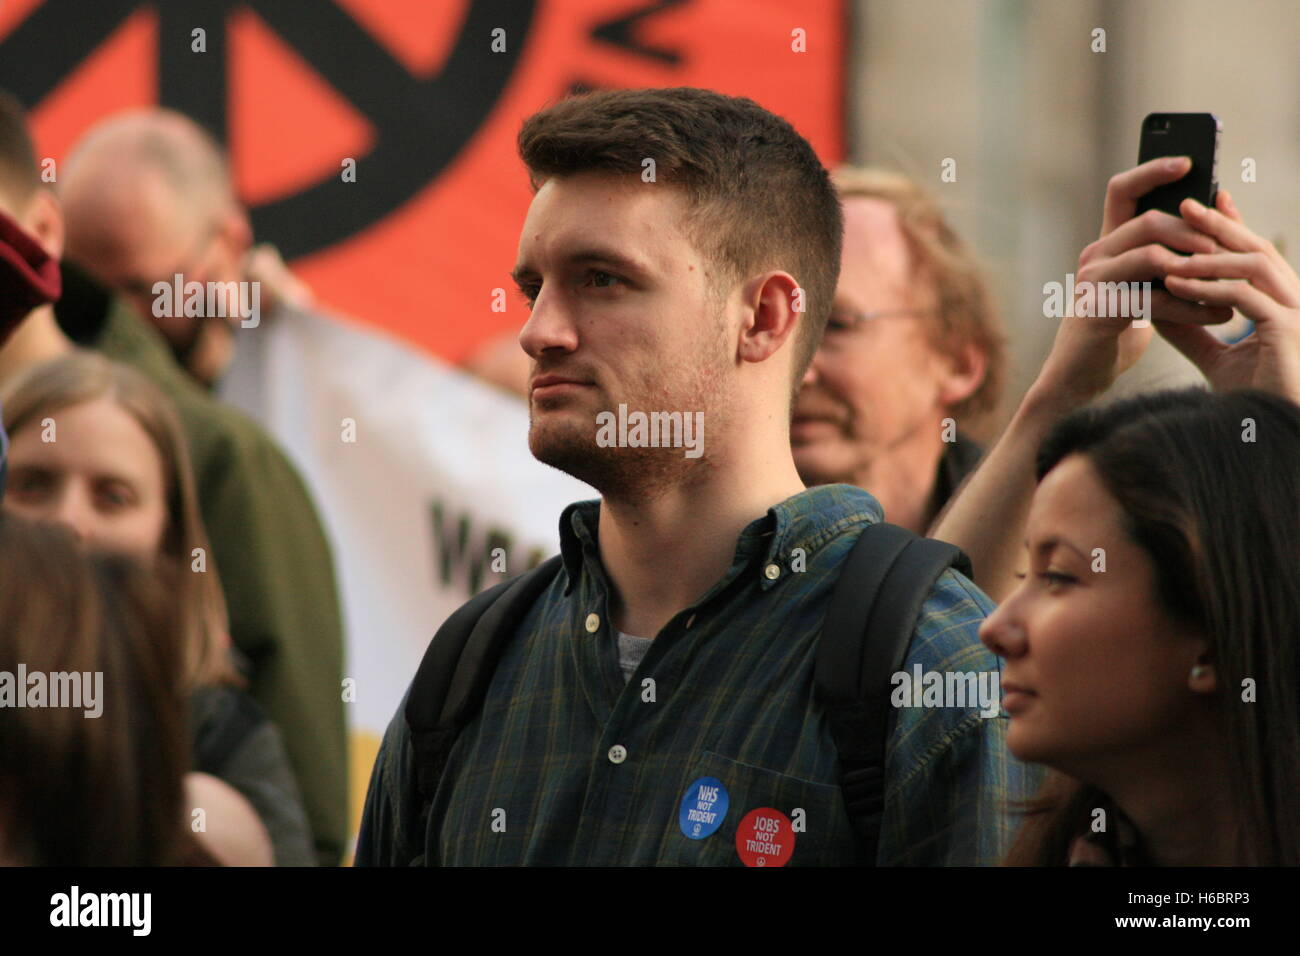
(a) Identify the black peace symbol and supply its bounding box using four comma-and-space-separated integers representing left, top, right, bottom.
0, 0, 538, 257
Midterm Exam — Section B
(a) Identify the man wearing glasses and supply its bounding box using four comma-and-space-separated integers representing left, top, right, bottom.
59, 113, 270, 389
100, 217, 232, 387
792, 168, 1006, 534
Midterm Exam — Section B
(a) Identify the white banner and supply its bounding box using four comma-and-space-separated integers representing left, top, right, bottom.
219, 305, 592, 782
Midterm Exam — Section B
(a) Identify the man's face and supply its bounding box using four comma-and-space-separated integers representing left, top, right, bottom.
792, 197, 953, 485
62, 172, 237, 360
513, 172, 732, 494
0, 183, 61, 263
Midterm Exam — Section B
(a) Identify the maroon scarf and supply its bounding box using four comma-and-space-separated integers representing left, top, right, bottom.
0, 205, 62, 345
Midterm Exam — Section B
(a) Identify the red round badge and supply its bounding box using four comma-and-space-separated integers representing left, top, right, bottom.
735, 807, 796, 867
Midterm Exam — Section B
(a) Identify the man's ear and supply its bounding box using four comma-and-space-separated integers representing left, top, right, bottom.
935, 340, 987, 408
217, 206, 253, 263
737, 271, 801, 366
21, 188, 64, 262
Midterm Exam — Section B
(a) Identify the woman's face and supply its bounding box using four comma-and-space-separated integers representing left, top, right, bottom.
979, 454, 1208, 778
4, 397, 168, 562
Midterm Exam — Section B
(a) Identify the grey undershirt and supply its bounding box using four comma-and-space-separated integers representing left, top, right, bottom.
617, 631, 654, 683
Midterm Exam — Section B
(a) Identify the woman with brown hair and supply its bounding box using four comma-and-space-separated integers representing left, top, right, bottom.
0, 514, 194, 865
979, 387, 1299, 865
0, 351, 314, 865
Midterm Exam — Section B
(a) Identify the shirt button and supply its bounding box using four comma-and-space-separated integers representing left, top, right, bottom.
608, 745, 627, 764
585, 613, 600, 633
764, 563, 781, 580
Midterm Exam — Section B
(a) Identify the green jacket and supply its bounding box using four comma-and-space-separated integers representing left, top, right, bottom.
57, 273, 347, 865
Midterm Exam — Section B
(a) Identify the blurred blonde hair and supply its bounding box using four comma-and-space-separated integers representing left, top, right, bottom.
0, 351, 237, 689
832, 166, 1006, 425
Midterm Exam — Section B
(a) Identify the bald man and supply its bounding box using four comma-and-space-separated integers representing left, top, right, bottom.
60, 110, 262, 387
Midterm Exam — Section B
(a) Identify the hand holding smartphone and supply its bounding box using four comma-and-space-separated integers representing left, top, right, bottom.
1134, 112, 1221, 288
1135, 112, 1220, 215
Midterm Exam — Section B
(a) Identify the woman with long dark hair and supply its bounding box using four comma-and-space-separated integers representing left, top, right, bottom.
0, 515, 194, 865
979, 388, 1299, 865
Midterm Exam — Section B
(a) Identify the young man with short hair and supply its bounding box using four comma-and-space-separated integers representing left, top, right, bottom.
358, 87, 1038, 866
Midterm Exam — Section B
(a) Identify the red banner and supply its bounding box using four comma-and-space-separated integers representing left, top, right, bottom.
1, 0, 845, 361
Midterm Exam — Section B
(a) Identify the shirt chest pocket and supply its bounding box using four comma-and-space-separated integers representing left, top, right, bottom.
667, 751, 860, 867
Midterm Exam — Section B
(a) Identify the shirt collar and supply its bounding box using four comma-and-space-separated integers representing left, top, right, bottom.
556, 484, 883, 595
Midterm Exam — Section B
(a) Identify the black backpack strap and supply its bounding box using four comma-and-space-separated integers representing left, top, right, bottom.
816, 521, 973, 865
405, 555, 564, 811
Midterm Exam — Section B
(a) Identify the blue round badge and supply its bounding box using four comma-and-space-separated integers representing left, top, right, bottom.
679, 776, 729, 840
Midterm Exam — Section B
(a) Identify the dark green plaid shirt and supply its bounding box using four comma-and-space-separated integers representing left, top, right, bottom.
358, 484, 1041, 866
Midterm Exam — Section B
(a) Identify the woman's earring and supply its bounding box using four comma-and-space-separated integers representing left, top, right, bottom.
1190, 665, 1209, 680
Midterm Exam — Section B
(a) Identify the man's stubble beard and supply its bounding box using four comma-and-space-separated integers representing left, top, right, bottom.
528, 341, 733, 503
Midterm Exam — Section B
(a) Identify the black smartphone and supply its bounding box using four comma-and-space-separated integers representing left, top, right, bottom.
1135, 113, 1221, 291
1135, 112, 1221, 217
